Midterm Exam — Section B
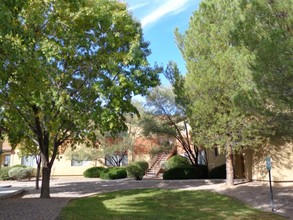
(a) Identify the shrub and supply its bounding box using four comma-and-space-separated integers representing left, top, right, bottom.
127, 160, 149, 180
8, 167, 30, 180
0, 167, 12, 180
126, 163, 143, 180
25, 167, 36, 180
165, 155, 190, 171
197, 165, 209, 179
11, 164, 27, 168
163, 166, 206, 180
136, 161, 149, 173
100, 167, 127, 180
83, 167, 105, 178
209, 164, 226, 179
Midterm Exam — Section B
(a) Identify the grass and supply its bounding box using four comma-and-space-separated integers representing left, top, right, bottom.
59, 189, 285, 220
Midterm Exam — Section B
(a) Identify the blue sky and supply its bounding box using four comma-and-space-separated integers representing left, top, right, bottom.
123, 0, 200, 83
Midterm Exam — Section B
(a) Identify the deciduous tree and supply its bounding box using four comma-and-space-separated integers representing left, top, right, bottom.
0, 0, 161, 198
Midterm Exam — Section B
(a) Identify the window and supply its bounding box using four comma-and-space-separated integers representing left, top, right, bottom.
21, 156, 36, 167
198, 150, 207, 165
105, 154, 128, 167
71, 159, 90, 166
4, 155, 11, 167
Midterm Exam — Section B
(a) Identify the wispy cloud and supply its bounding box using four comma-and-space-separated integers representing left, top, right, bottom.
141, 0, 190, 28
128, 2, 150, 11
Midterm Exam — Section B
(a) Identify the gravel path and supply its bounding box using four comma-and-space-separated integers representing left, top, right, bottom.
0, 177, 292, 220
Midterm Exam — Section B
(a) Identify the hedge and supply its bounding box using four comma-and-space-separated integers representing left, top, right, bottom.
126, 161, 149, 180
83, 167, 105, 178
209, 164, 226, 179
163, 165, 208, 180
100, 167, 127, 180
8, 167, 30, 180
165, 155, 190, 171
135, 161, 149, 173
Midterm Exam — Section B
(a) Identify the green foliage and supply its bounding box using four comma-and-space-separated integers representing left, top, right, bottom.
11, 164, 27, 168
175, 0, 282, 185
0, 0, 161, 197
163, 166, 206, 180
83, 167, 105, 178
100, 167, 127, 180
142, 85, 199, 166
25, 167, 36, 180
165, 155, 190, 171
209, 164, 226, 179
65, 146, 102, 165
233, 0, 293, 140
177, 0, 264, 150
148, 144, 174, 158
0, 167, 11, 180
126, 160, 148, 180
126, 163, 143, 180
135, 161, 149, 173
102, 133, 134, 167
8, 167, 29, 180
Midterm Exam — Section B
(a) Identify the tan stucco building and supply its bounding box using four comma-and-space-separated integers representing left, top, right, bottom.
1, 137, 292, 183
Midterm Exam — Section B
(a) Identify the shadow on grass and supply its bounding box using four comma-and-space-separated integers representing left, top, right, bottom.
58, 189, 285, 220
47, 179, 224, 196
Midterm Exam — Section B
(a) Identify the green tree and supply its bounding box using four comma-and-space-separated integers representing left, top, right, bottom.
64, 144, 102, 167
176, 0, 267, 186
0, 0, 161, 198
102, 133, 134, 167
233, 0, 293, 141
142, 85, 203, 166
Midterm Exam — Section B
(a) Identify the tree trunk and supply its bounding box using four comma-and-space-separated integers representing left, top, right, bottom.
36, 161, 41, 190
226, 144, 234, 186
40, 147, 51, 198
40, 165, 51, 198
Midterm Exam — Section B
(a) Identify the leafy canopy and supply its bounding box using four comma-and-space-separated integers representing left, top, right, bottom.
0, 0, 161, 197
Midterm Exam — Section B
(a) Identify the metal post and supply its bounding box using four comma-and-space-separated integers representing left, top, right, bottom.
266, 156, 274, 212
268, 169, 274, 212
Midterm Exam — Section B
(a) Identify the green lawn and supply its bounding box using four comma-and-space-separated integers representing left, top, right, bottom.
59, 189, 284, 220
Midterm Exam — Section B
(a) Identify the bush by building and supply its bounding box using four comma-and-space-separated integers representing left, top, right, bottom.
135, 161, 149, 173
0, 167, 11, 180
126, 160, 149, 180
209, 164, 226, 179
25, 167, 36, 180
165, 155, 190, 171
83, 167, 106, 178
8, 167, 30, 180
163, 166, 207, 180
100, 167, 127, 180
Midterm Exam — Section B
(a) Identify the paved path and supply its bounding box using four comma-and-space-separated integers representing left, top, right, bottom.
0, 177, 292, 220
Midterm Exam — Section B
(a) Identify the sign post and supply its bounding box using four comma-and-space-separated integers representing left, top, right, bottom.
266, 156, 274, 212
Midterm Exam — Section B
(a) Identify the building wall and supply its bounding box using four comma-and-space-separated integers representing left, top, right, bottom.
0, 139, 14, 167
5, 136, 293, 181
248, 143, 293, 183
51, 156, 101, 176
206, 148, 225, 170
5, 136, 161, 176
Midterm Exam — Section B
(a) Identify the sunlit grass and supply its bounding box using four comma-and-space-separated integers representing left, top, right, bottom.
59, 189, 285, 220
